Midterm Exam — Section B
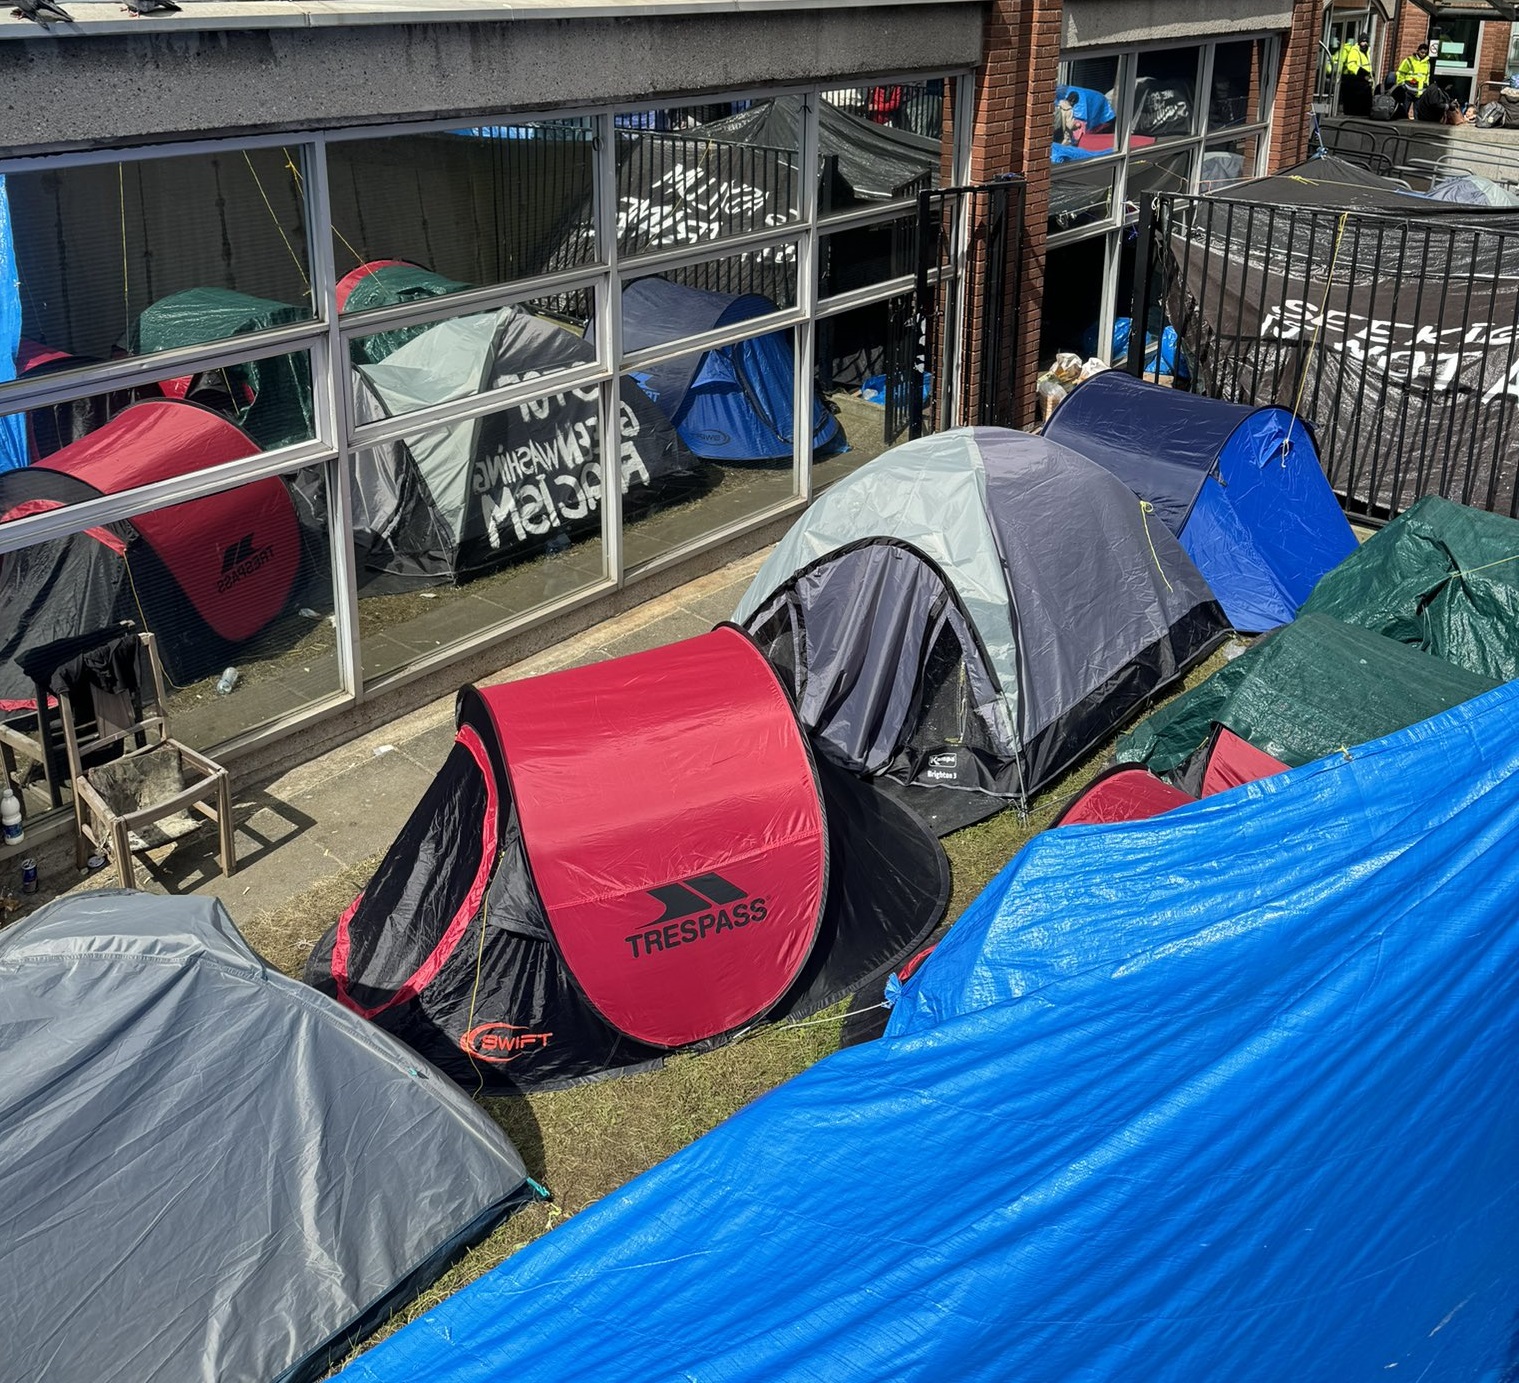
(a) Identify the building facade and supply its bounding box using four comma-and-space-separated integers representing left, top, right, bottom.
0, 0, 1320, 833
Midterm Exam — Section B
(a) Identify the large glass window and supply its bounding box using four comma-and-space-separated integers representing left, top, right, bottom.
1133, 47, 1203, 143
1053, 56, 1123, 164
348, 389, 609, 684
819, 81, 948, 215
2, 148, 314, 388
0, 71, 973, 784
327, 121, 597, 314
0, 348, 316, 527
813, 293, 912, 489
0, 462, 339, 778
615, 99, 802, 258
620, 326, 806, 574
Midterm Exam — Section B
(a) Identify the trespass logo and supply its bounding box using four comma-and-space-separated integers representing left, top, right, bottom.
624, 872, 768, 960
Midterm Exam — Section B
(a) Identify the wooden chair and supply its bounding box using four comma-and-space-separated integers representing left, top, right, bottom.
56, 630, 235, 889
0, 623, 138, 812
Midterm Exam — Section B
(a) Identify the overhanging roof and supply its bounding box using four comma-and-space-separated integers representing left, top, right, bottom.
1409, 0, 1519, 21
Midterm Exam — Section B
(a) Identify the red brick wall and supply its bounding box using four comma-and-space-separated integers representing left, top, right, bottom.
968, 0, 1063, 428
1269, 0, 1323, 171
1479, 20, 1514, 88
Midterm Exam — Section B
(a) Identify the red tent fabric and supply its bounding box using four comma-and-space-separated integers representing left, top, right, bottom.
1053, 765, 1193, 828
477, 627, 826, 1047
1199, 728, 1290, 797
34, 399, 299, 643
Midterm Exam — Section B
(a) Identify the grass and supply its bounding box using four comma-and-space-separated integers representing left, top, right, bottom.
237, 638, 1238, 1370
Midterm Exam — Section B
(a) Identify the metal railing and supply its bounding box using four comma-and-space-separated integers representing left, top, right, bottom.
1130, 191, 1519, 521
910, 177, 1026, 439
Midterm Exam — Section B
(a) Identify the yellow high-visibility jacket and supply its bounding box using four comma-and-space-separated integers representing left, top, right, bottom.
1338, 42, 1372, 78
1396, 53, 1431, 92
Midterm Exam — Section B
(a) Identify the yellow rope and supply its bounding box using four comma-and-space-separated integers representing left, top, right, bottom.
1283, 210, 1349, 456
243, 150, 310, 293
283, 150, 365, 272
1138, 500, 1173, 592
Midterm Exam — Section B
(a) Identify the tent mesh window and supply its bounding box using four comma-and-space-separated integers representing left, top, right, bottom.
905, 622, 994, 762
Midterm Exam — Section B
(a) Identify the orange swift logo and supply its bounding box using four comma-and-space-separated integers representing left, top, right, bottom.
461, 1022, 553, 1063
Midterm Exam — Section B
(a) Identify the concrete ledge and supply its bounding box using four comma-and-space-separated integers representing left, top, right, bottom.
1063, 0, 1294, 48
0, 4, 982, 155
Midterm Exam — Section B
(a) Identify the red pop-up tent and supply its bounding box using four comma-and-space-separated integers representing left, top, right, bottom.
0, 398, 302, 705
306, 626, 950, 1091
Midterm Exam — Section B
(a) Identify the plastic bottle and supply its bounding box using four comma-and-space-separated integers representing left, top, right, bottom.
216, 667, 240, 696
1, 788, 22, 847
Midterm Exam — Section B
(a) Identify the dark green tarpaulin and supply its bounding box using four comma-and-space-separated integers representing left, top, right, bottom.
1116, 613, 1498, 774
1301, 496, 1519, 683
132, 287, 314, 451
341, 264, 471, 364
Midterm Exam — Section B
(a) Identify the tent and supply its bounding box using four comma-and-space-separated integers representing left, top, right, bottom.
131, 286, 316, 450
610, 278, 844, 462
2, 890, 533, 1383
733, 428, 1227, 832
1427, 171, 1519, 208
336, 259, 473, 363
1115, 611, 1498, 776
1300, 494, 1519, 682
335, 304, 697, 583
1050, 763, 1191, 826
0, 398, 302, 703
305, 626, 949, 1091
1042, 370, 1358, 631
337, 680, 1519, 1383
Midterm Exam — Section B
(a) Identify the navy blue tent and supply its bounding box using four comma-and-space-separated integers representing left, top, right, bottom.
1043, 370, 1357, 631
338, 681, 1519, 1383
616, 278, 844, 462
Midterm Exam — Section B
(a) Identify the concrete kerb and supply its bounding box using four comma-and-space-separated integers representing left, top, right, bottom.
0, 547, 767, 930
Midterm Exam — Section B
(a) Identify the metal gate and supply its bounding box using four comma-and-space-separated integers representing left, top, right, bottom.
1129, 191, 1519, 522
907, 176, 1027, 441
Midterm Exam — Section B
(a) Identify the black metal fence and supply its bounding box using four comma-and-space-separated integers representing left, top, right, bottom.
1130, 191, 1519, 521
910, 177, 1027, 439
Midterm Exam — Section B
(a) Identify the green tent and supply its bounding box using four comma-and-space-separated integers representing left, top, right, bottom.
1300, 496, 1519, 683
132, 288, 315, 452
337, 261, 471, 364
1116, 613, 1499, 775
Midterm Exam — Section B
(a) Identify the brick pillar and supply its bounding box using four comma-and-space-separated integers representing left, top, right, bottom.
1479, 20, 1513, 88
967, 0, 1063, 428
1269, 0, 1327, 171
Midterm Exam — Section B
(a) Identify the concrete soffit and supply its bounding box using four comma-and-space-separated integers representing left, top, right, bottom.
1063, 0, 1296, 49
0, 2, 985, 156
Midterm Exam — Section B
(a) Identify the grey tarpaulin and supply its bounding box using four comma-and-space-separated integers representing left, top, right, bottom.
0, 891, 531, 1383
734, 428, 1227, 831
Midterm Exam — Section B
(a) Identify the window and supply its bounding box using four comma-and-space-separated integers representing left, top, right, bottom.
328, 122, 597, 312
3, 147, 314, 387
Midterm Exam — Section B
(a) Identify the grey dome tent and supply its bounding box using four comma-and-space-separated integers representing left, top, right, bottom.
0, 891, 535, 1383
336, 304, 697, 584
734, 427, 1228, 832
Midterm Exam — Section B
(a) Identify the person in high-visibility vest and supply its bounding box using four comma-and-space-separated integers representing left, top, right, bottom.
1393, 41, 1431, 119
1337, 31, 1375, 116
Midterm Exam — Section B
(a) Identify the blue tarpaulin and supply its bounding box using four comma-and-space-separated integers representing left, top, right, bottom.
1044, 370, 1358, 631
341, 681, 1519, 1383
0, 176, 26, 472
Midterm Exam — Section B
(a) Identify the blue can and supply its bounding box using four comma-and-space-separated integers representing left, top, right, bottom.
20, 857, 37, 894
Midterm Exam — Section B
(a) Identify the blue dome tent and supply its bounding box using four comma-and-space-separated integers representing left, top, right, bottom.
1043, 370, 1357, 631
614, 277, 844, 463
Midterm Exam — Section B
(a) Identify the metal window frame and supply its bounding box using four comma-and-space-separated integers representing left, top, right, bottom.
1, 65, 976, 760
